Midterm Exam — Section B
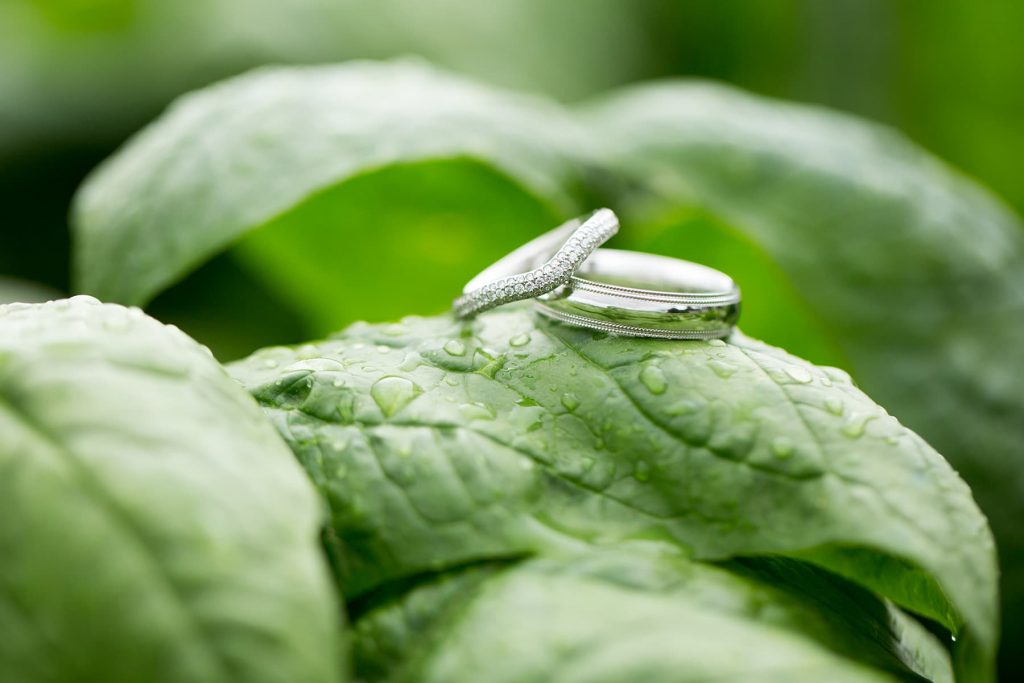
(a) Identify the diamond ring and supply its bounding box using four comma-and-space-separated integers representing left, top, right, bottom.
453, 209, 619, 318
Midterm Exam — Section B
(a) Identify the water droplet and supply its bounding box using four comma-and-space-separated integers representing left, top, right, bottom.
634, 460, 651, 481
841, 413, 874, 439
443, 339, 466, 356
708, 339, 727, 347
459, 402, 494, 420
371, 376, 421, 417
509, 333, 531, 347
784, 366, 813, 384
580, 457, 595, 472
819, 376, 833, 387
709, 360, 736, 378
640, 365, 668, 394
263, 358, 279, 369
666, 400, 700, 416
823, 366, 852, 384
399, 354, 422, 372
883, 435, 899, 446
824, 398, 844, 416
561, 393, 580, 412
444, 376, 459, 386
375, 345, 391, 354
295, 344, 318, 359
771, 437, 795, 459
332, 378, 344, 388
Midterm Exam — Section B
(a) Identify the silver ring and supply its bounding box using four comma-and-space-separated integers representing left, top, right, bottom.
453, 209, 619, 318
535, 249, 741, 340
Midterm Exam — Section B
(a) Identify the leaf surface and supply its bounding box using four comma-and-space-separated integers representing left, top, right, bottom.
0, 297, 344, 683
584, 82, 1024, 660
353, 549, 952, 683
229, 307, 996, 680
72, 61, 585, 310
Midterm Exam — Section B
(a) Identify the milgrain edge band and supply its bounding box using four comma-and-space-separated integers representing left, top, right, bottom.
453, 209, 619, 318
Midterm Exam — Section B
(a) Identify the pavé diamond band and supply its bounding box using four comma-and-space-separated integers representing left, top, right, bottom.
453, 209, 619, 318
453, 209, 740, 339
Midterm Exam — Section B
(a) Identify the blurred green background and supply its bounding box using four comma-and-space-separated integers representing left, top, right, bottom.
4, 0, 1023, 355
3, 0, 1023, 678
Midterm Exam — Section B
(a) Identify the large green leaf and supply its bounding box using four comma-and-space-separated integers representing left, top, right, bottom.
229, 308, 996, 681
581, 81, 1024, 660
352, 548, 951, 683
0, 297, 344, 683
73, 61, 1019, 676
71, 61, 585, 311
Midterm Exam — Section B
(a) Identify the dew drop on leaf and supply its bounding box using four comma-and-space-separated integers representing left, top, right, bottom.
459, 402, 495, 421
371, 376, 421, 417
509, 332, 531, 347
561, 393, 580, 412
784, 365, 814, 384
771, 437, 795, 459
709, 360, 736, 379
443, 339, 466, 356
666, 400, 700, 416
841, 413, 874, 439
640, 364, 668, 394
824, 397, 844, 416
399, 353, 422, 372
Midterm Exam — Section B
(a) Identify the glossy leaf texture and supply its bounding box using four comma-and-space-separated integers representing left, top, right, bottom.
352, 549, 951, 683
581, 82, 1024, 657
229, 308, 996, 681
0, 297, 344, 683
71, 61, 587, 315
72, 61, 1023, 673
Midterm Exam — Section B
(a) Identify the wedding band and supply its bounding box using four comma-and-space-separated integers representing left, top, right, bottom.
535, 249, 740, 340
453, 209, 619, 318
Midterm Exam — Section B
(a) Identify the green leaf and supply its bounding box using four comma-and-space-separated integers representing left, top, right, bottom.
0, 297, 344, 683
352, 548, 952, 683
73, 62, 1019, 673
230, 159, 563, 335
71, 61, 585, 311
228, 307, 996, 681
582, 81, 1024, 662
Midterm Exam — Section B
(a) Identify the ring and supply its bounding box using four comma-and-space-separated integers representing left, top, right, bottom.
534, 249, 741, 340
453, 209, 619, 318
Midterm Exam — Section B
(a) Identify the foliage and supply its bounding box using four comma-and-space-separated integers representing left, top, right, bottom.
0, 56, 1018, 682
230, 307, 991, 681
0, 297, 344, 682
73, 62, 1024, 680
